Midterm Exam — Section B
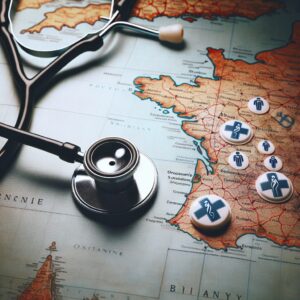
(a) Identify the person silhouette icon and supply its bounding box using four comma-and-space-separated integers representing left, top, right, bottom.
228, 151, 248, 169
257, 140, 275, 154
271, 174, 280, 197
232, 123, 241, 139
263, 140, 270, 152
254, 97, 264, 111
264, 155, 282, 171
233, 151, 243, 167
269, 156, 277, 169
248, 97, 269, 114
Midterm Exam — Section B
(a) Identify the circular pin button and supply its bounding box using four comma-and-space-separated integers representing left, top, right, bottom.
219, 120, 253, 144
228, 151, 249, 170
248, 97, 269, 114
264, 155, 283, 171
255, 172, 293, 203
189, 195, 231, 232
257, 140, 275, 154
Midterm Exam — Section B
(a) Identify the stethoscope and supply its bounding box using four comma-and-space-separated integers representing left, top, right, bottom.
0, 0, 184, 218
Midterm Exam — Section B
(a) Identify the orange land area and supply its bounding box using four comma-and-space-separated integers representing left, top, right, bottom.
134, 22, 300, 249
17, 0, 53, 11
133, 0, 284, 21
18, 0, 283, 33
19, 255, 54, 300
22, 3, 111, 34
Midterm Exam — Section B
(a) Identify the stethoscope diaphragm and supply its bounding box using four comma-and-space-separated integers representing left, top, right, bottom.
71, 137, 158, 218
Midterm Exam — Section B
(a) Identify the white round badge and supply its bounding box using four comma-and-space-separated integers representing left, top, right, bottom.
257, 140, 275, 154
264, 155, 283, 171
255, 172, 293, 203
219, 120, 253, 145
228, 151, 249, 170
189, 194, 231, 232
248, 96, 269, 114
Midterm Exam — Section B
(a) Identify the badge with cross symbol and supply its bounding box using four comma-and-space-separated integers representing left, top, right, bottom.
256, 172, 293, 203
260, 173, 289, 197
189, 195, 231, 231
220, 120, 253, 144
225, 121, 249, 140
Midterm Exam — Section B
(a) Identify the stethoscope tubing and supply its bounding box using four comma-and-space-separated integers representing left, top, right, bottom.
0, 122, 83, 163
0, 0, 127, 172
0, 0, 182, 173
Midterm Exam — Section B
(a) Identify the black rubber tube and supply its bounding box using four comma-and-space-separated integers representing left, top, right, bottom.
0, 122, 83, 163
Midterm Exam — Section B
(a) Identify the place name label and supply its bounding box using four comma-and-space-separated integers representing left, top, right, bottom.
0, 192, 44, 206
73, 244, 123, 256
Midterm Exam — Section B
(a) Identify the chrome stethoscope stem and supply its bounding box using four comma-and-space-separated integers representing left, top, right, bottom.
9, 2, 160, 58
10, 0, 182, 58
99, 19, 159, 39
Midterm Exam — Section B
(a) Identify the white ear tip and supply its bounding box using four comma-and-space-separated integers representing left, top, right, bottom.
159, 24, 184, 44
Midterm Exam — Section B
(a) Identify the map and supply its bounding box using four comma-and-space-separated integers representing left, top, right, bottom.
0, 0, 299, 299
134, 23, 300, 249
17, 0, 284, 33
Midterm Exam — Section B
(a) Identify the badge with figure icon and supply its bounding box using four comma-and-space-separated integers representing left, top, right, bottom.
264, 155, 282, 171
255, 172, 293, 203
248, 96, 269, 114
228, 151, 249, 170
189, 194, 231, 232
219, 120, 253, 145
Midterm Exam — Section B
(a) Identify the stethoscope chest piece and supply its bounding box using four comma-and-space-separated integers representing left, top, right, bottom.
71, 137, 158, 218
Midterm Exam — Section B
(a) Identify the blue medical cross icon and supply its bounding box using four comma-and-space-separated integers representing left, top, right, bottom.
194, 198, 225, 222
260, 173, 289, 198
224, 121, 249, 140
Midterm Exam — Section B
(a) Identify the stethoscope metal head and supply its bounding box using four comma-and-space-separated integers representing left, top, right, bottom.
84, 137, 140, 191
72, 137, 158, 218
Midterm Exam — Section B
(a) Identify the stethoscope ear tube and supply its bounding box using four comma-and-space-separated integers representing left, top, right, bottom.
0, 0, 10, 25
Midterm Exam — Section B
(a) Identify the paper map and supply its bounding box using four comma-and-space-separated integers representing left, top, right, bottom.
0, 0, 299, 299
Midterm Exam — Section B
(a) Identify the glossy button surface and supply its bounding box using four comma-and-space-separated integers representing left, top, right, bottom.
189, 195, 231, 232
257, 140, 275, 154
264, 155, 283, 171
255, 172, 293, 203
219, 120, 253, 144
248, 96, 269, 114
228, 151, 249, 170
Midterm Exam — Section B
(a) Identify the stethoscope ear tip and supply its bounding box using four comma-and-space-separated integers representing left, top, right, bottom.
159, 24, 184, 44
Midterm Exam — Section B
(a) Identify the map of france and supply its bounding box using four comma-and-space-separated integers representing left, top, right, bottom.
17, 0, 284, 33
134, 22, 300, 249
